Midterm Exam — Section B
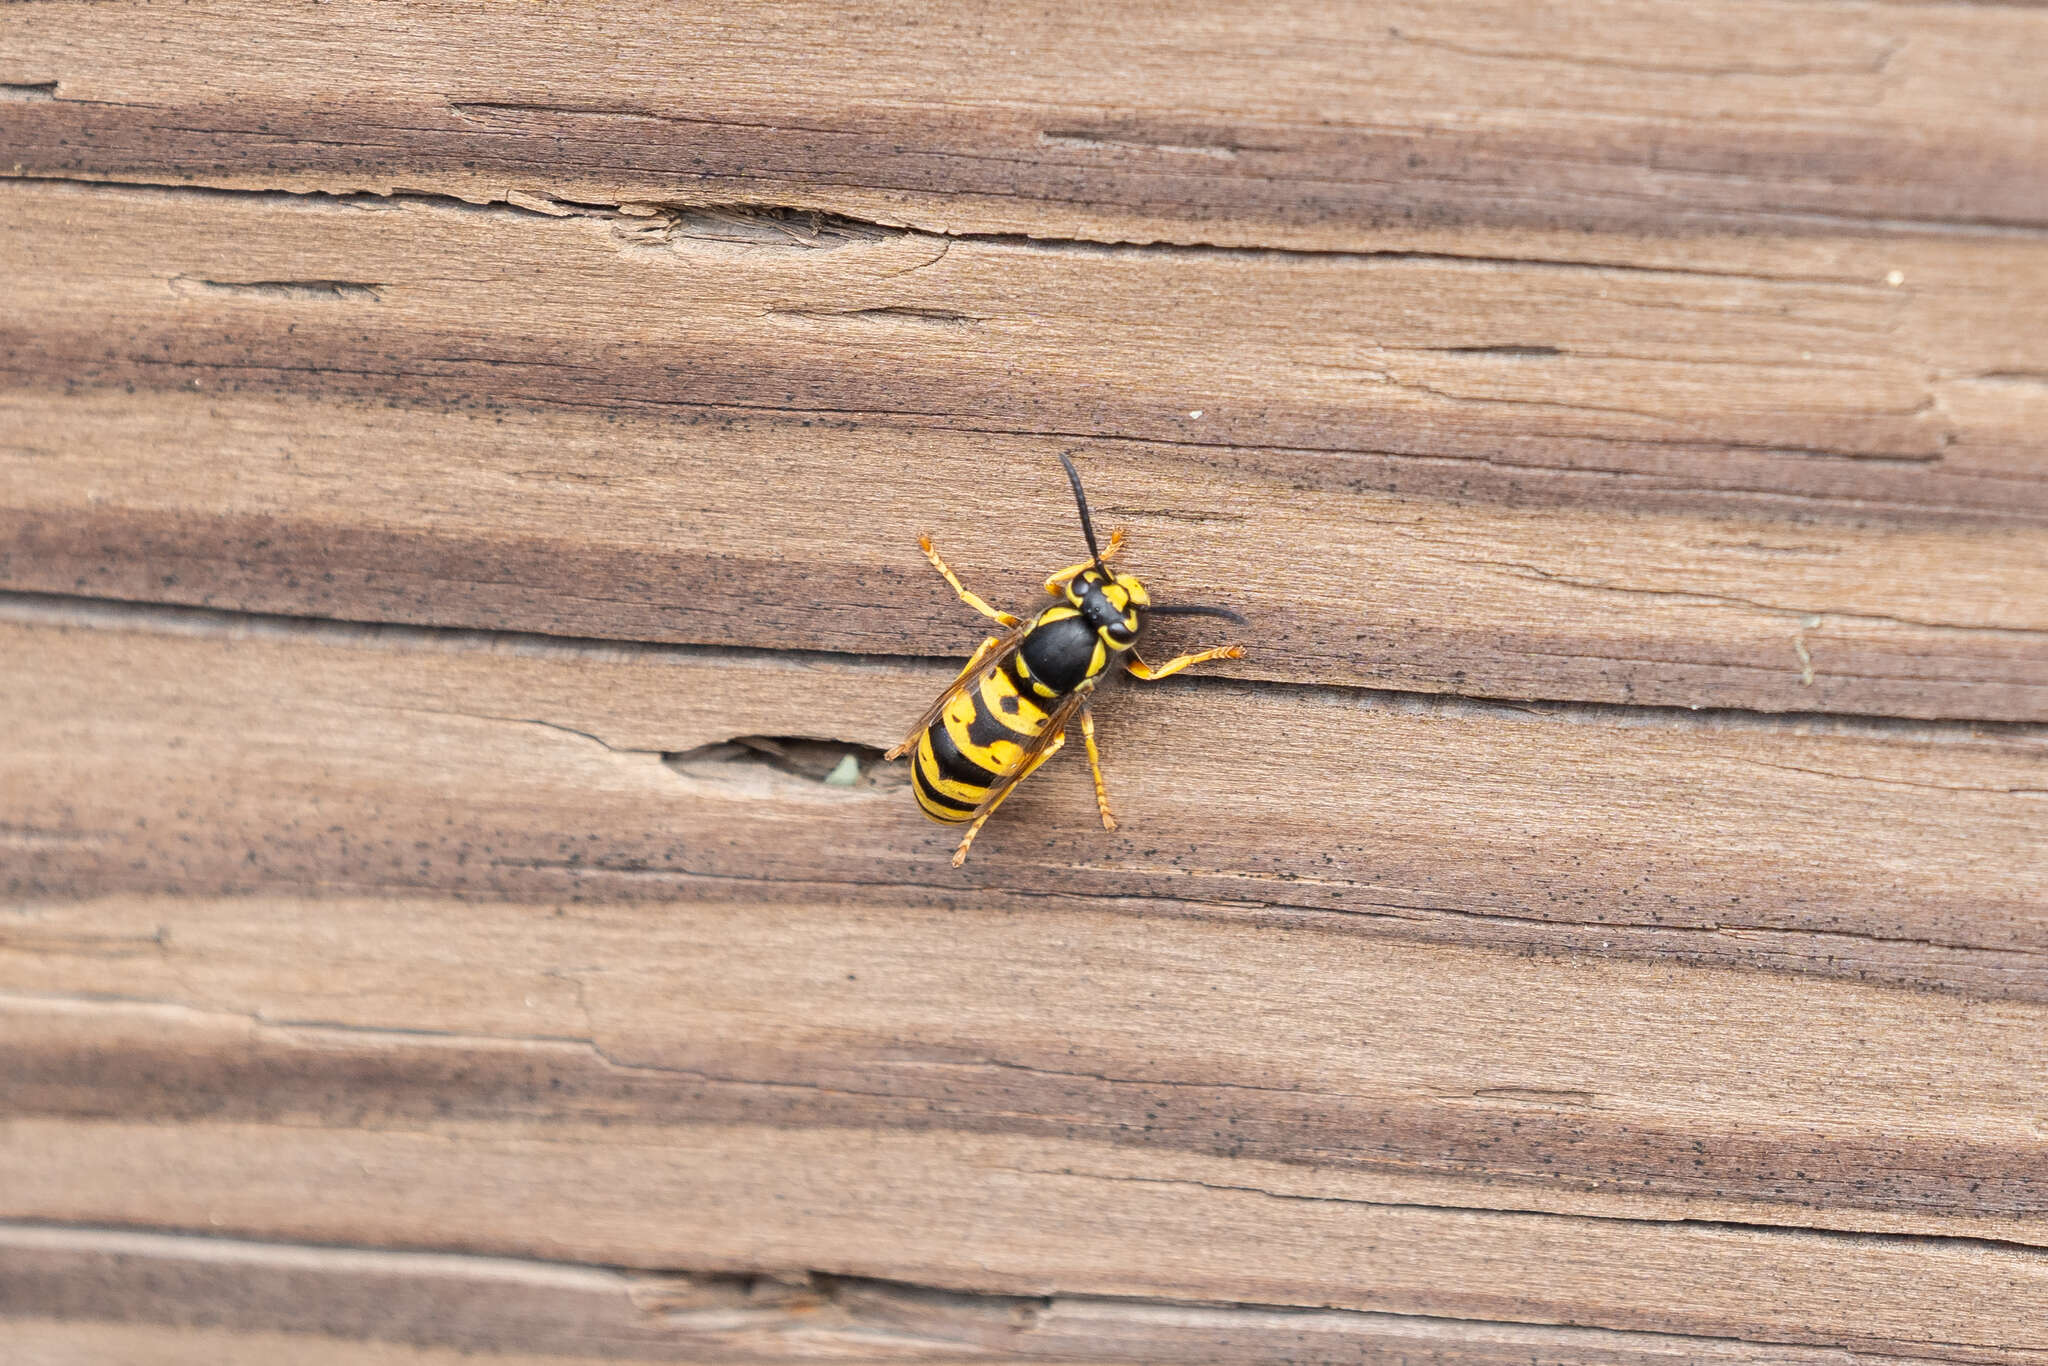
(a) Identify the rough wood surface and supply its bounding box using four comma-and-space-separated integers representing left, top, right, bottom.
4, 178, 2046, 719
6, 600, 2043, 996
4, 601, 2047, 1355
0, 1226, 2014, 1366
6, 1, 2048, 1360
11, 954, 2048, 1355
7, 0, 2048, 247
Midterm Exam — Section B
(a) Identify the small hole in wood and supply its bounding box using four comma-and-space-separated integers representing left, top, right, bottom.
661, 736, 902, 791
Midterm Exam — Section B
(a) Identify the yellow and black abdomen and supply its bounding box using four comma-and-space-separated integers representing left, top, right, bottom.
911, 607, 1100, 823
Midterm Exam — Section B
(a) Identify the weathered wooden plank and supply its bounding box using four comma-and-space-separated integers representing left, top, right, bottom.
5, 0, 2047, 249
0, 1322, 1969, 1366
0, 1225, 1990, 1366
5, 597, 2041, 993
11, 884, 2048, 1242
6, 2, 2046, 1356
4, 598, 2044, 1342
8, 997, 2048, 1358
4, 179, 2045, 719
4, 566, 2043, 1353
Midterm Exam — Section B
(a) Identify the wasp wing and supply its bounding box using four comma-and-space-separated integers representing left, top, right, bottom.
884, 623, 1032, 761
962, 690, 1085, 823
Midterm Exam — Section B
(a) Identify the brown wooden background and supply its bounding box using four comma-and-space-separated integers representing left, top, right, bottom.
4, 2, 2047, 1361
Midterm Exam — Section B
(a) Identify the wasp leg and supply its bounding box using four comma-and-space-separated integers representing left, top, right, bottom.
951, 731, 1067, 867
1078, 700, 1117, 831
1042, 527, 1128, 594
1125, 643, 1245, 681
921, 535, 1020, 626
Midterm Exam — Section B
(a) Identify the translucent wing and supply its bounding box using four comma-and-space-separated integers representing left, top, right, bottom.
884, 623, 1031, 761
964, 690, 1085, 823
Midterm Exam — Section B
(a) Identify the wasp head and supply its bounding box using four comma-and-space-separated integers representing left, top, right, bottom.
1066, 568, 1150, 651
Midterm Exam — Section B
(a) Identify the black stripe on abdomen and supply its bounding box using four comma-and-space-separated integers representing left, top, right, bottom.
966, 674, 1041, 751
913, 760, 980, 814
927, 710, 999, 788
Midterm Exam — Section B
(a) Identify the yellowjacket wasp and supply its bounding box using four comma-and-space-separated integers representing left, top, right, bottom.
887, 453, 1247, 865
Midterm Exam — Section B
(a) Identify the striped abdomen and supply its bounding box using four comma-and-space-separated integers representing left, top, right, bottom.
911, 608, 1102, 823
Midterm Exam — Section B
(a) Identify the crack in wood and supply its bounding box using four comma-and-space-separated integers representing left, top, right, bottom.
1477, 561, 2042, 637
0, 173, 1984, 285
441, 854, 2048, 968
168, 275, 385, 301
13, 988, 2048, 1249
1039, 128, 1259, 159
1733, 757, 2048, 796
766, 304, 984, 325
0, 1220, 2019, 1365
4, 589, 2041, 741
1004, 1167, 2048, 1262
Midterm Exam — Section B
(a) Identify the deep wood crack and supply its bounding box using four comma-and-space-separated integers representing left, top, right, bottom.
5, 588, 2041, 739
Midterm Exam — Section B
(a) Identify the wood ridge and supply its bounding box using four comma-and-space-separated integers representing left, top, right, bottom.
8, 589, 2043, 742
3, 1221, 2015, 1366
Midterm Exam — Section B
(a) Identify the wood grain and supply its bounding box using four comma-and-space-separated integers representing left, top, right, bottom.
6, 598, 2043, 995
5, 601, 2046, 1299
3, 177, 2046, 718
0, 1225, 2003, 1366
8, 1, 2048, 1357
11, 978, 2048, 1355
13, 860, 2048, 1357
14, 882, 2048, 1243
6, 0, 2048, 249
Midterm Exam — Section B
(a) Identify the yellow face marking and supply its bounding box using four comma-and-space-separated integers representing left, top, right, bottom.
1062, 572, 1147, 650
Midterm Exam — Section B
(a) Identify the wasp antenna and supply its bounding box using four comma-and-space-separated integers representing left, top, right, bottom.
1056, 450, 1110, 577
1147, 603, 1250, 626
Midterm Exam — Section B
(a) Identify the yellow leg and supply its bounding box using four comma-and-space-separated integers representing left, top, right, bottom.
1125, 643, 1245, 680
1042, 527, 1127, 594
921, 535, 1020, 627
952, 732, 1066, 867
1078, 701, 1116, 831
